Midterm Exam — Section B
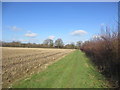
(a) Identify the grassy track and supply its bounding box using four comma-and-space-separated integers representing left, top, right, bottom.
13, 50, 109, 88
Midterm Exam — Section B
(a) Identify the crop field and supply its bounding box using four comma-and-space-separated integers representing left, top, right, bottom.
2, 47, 74, 88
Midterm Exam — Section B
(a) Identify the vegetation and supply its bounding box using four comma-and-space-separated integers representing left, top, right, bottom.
76, 41, 82, 49
43, 39, 54, 48
13, 50, 109, 88
54, 38, 64, 48
1, 39, 82, 49
80, 26, 119, 87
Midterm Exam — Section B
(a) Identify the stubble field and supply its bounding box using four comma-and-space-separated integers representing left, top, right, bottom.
2, 47, 74, 88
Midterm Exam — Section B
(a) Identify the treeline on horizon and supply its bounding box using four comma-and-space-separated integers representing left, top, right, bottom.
81, 26, 120, 87
1, 39, 82, 49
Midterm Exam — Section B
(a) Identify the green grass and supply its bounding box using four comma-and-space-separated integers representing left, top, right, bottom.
13, 50, 110, 88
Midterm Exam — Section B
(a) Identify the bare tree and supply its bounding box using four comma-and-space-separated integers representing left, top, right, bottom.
55, 38, 64, 48
43, 39, 54, 47
76, 41, 82, 49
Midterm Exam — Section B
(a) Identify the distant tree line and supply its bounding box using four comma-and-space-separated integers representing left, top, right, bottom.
0, 38, 82, 49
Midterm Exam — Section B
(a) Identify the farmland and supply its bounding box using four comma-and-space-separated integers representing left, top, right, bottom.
2, 47, 74, 88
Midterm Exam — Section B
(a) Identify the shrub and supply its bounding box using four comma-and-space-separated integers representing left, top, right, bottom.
81, 27, 120, 87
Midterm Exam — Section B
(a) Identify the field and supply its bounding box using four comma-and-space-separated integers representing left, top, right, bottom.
2, 47, 110, 88
2, 47, 74, 88
13, 50, 109, 88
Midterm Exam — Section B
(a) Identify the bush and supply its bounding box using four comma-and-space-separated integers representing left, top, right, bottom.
81, 27, 120, 87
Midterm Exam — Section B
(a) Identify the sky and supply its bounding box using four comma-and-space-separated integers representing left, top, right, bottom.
2, 2, 118, 44
2, 0, 120, 2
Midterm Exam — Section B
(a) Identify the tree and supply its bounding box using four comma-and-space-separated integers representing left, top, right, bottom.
76, 41, 82, 49
70, 42, 75, 49
43, 39, 54, 47
55, 38, 64, 48
64, 42, 77, 49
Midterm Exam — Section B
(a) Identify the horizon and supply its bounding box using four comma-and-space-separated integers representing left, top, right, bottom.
2, 2, 118, 44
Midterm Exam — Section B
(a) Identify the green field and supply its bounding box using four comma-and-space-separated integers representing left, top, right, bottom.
13, 50, 110, 88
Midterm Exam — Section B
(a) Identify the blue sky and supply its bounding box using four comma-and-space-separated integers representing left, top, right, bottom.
2, 2, 118, 44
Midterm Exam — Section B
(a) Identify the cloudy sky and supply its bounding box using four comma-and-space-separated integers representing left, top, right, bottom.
2, 2, 118, 44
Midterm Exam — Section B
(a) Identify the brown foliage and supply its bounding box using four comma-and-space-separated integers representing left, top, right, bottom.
81, 27, 120, 87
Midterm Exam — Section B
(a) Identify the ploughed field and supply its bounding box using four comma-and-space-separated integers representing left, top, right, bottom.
2, 47, 74, 88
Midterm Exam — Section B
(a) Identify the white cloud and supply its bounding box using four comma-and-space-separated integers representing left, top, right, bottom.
10, 26, 21, 31
48, 35, 55, 40
71, 30, 87, 36
25, 31, 37, 37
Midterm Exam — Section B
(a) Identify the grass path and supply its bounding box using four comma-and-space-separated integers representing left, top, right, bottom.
13, 50, 110, 88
